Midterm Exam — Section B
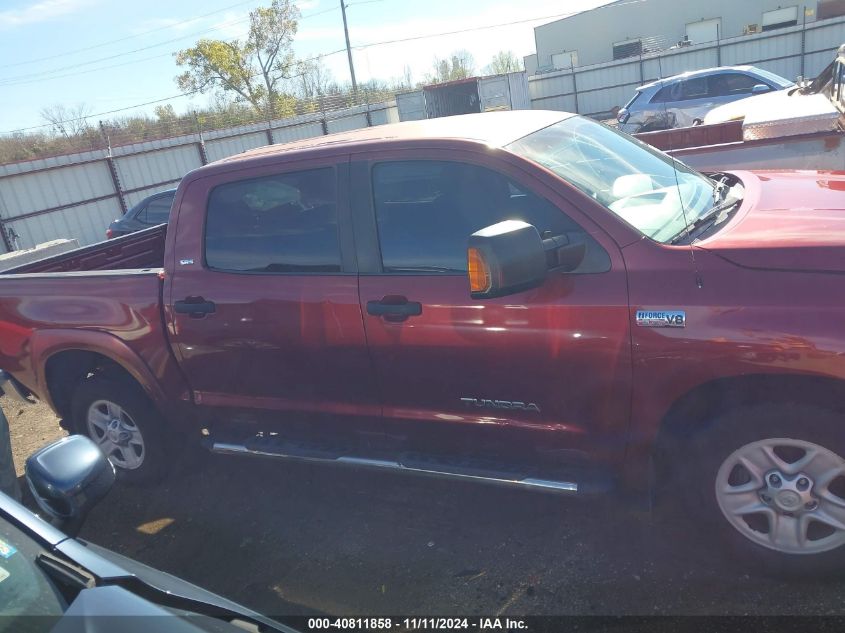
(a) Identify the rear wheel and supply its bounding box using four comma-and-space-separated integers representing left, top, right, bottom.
680, 404, 845, 576
71, 375, 168, 485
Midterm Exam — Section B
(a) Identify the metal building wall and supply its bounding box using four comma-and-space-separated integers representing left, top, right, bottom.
533, 0, 823, 70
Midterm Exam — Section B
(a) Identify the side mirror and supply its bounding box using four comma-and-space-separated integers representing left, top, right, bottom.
751, 83, 770, 95
25, 435, 115, 537
467, 220, 587, 299
616, 107, 630, 125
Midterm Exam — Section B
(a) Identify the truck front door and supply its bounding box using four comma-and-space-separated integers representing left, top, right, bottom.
351, 152, 632, 464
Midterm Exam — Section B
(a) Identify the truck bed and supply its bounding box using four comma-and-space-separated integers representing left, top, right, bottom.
1, 224, 166, 275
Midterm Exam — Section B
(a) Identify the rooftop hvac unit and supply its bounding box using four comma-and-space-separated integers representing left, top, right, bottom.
743, 23, 760, 34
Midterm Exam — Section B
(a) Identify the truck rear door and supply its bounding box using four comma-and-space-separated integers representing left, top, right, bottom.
350, 150, 632, 463
166, 158, 379, 428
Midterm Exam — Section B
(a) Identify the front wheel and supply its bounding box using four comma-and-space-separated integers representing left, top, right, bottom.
71, 375, 169, 485
682, 404, 845, 576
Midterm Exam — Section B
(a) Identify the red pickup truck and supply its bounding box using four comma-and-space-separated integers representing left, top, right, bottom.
2, 110, 844, 574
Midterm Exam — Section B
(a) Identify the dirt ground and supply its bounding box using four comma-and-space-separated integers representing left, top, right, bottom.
5, 395, 845, 618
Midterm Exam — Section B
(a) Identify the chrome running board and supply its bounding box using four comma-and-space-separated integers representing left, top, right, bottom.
210, 441, 578, 494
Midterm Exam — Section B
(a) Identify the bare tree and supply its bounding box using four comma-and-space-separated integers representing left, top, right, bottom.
402, 64, 414, 89
424, 50, 476, 84
39, 103, 93, 138
296, 55, 333, 100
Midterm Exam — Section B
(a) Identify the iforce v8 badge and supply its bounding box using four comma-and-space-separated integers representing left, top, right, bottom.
636, 310, 686, 328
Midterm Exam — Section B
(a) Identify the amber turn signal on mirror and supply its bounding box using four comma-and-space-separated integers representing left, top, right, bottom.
468, 247, 492, 294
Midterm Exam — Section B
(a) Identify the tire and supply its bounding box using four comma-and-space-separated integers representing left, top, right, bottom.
70, 375, 169, 485
679, 403, 845, 577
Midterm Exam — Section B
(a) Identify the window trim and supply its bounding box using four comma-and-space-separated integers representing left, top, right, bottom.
352, 153, 613, 277
200, 162, 355, 276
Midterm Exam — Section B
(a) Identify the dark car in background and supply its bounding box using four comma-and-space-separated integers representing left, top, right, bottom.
106, 188, 176, 239
617, 65, 794, 133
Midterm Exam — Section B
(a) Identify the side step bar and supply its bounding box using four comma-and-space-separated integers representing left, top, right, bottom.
210, 440, 579, 494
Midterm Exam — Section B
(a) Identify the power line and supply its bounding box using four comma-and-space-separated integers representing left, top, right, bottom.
0, 0, 259, 70
0, 4, 341, 87
350, 4, 643, 51
0, 48, 349, 135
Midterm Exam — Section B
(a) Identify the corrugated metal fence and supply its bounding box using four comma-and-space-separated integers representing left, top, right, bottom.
527, 15, 845, 117
0, 100, 398, 253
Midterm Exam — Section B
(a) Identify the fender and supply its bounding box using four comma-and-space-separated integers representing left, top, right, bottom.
29, 329, 192, 428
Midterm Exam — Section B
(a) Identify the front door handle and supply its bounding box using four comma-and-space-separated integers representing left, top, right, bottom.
366, 296, 422, 322
174, 296, 216, 318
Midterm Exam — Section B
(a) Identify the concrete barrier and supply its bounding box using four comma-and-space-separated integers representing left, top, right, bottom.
0, 239, 79, 272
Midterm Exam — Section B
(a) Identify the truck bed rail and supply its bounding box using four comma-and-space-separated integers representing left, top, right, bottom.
1, 224, 167, 275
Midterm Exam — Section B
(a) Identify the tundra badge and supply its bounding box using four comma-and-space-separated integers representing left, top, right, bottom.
461, 398, 541, 413
636, 310, 686, 328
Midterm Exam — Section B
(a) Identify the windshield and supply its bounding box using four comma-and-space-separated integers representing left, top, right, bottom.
0, 517, 66, 633
506, 116, 717, 243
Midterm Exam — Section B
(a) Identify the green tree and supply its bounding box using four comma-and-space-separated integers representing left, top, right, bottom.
154, 104, 177, 121
174, 0, 300, 117
485, 50, 523, 75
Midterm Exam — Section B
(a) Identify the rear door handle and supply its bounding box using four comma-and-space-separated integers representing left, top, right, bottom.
174, 296, 216, 318
366, 296, 422, 322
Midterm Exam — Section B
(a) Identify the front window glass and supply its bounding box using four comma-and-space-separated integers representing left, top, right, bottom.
710, 73, 765, 97
506, 116, 715, 243
371, 160, 607, 273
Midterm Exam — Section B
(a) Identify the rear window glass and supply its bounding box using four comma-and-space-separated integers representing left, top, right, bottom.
650, 84, 676, 103
204, 168, 340, 273
143, 195, 174, 225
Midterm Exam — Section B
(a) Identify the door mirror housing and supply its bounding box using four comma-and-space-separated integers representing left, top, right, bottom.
467, 220, 587, 299
616, 107, 630, 124
751, 83, 770, 95
25, 435, 115, 537
468, 221, 547, 299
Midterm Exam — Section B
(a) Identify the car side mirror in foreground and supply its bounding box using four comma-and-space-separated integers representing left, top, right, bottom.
25, 435, 115, 537
467, 220, 586, 300
751, 83, 770, 95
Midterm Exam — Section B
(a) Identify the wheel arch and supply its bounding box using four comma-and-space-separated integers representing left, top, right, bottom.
654, 372, 845, 473
33, 330, 172, 423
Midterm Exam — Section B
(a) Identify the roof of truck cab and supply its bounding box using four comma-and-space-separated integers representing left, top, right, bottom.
213, 110, 573, 166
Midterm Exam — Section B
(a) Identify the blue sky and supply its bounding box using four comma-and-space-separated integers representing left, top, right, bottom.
0, 0, 609, 132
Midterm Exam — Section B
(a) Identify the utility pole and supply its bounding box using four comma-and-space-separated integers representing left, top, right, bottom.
340, 0, 358, 93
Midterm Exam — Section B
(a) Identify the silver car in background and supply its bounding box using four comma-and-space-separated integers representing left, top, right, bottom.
616, 65, 794, 133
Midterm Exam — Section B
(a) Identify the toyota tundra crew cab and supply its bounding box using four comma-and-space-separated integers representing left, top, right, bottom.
1, 111, 844, 575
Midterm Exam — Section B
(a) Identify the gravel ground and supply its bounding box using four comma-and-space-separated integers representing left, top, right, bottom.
4, 396, 845, 617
